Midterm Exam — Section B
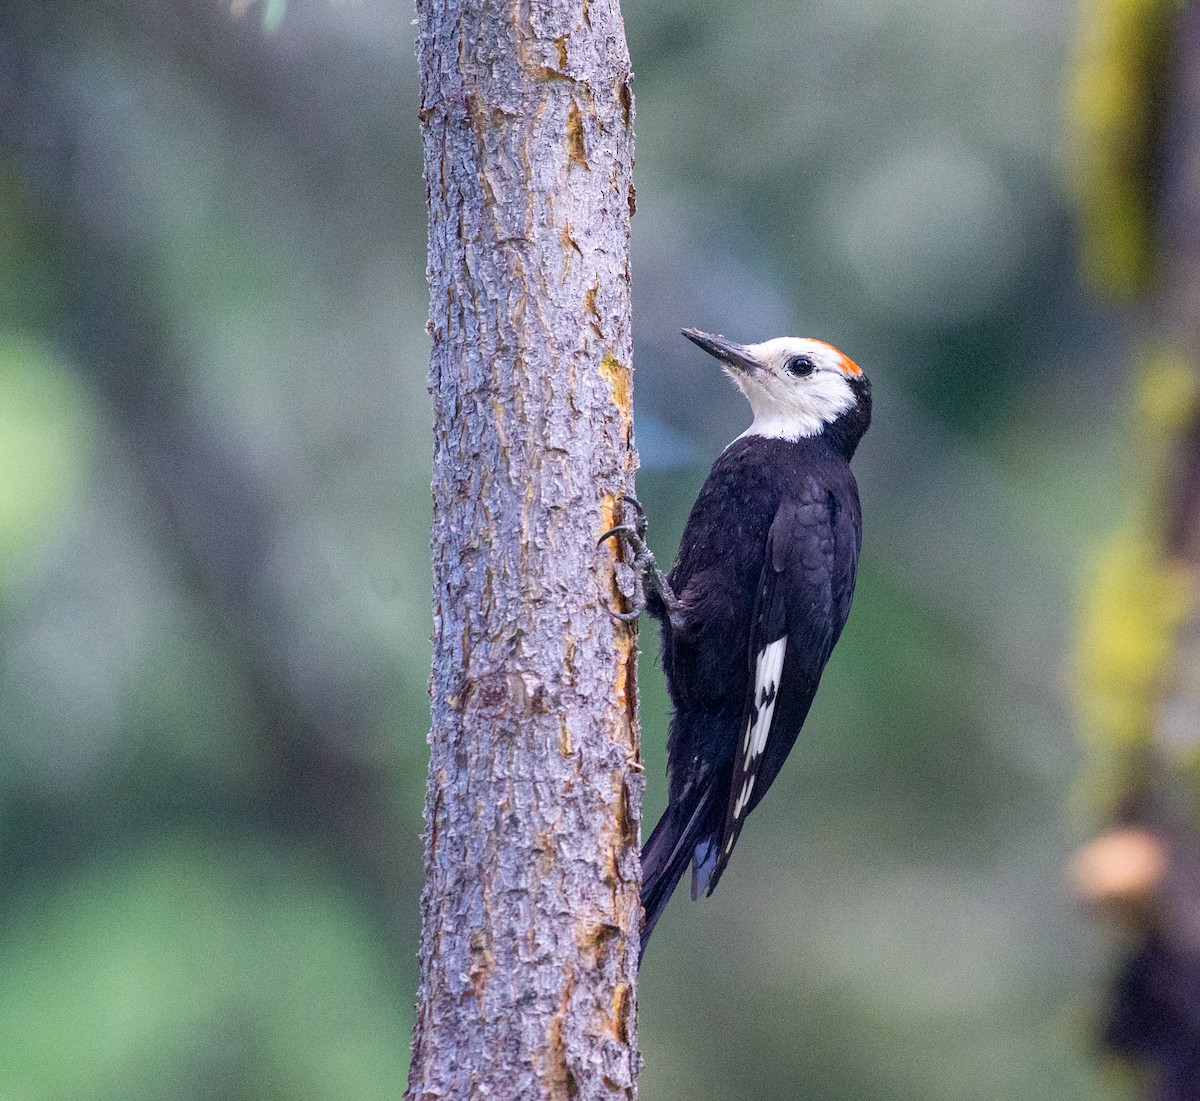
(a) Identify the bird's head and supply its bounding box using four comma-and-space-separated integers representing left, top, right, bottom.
682, 328, 871, 457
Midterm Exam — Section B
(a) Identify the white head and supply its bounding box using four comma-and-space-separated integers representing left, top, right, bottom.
682, 329, 867, 443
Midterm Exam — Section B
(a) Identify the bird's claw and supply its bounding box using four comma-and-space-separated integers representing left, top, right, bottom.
598, 520, 651, 622
597, 522, 641, 552
619, 495, 648, 540
598, 498, 681, 627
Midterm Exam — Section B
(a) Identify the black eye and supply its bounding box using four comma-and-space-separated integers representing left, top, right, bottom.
785, 355, 815, 377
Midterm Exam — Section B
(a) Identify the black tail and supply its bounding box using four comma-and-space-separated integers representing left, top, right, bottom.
639, 786, 719, 966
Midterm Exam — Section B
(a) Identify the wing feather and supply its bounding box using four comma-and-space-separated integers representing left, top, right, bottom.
706, 480, 852, 892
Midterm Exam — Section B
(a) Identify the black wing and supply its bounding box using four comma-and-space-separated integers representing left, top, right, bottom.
705, 476, 860, 893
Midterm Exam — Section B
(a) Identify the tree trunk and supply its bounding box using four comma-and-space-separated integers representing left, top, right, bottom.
407, 1, 640, 1098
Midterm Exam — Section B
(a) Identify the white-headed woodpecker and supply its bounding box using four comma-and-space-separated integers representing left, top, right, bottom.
602, 328, 872, 962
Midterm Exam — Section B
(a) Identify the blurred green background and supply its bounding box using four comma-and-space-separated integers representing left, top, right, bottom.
0, 1, 1136, 1099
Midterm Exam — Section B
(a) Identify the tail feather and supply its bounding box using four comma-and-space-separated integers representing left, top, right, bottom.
639, 786, 719, 966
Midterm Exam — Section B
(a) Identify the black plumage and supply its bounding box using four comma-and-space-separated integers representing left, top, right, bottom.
633, 330, 872, 959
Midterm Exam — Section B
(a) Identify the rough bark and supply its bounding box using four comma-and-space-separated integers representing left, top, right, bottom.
407, 1, 640, 1098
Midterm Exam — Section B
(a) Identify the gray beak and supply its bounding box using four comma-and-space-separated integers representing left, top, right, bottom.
681, 328, 762, 375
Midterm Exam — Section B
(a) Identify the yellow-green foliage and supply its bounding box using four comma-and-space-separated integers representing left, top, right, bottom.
1077, 534, 1192, 755
1136, 347, 1198, 439
1066, 0, 1173, 297
1075, 348, 1200, 811
1076, 534, 1193, 813
1133, 347, 1199, 521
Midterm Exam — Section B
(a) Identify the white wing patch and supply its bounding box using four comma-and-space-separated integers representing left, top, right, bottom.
733, 635, 786, 823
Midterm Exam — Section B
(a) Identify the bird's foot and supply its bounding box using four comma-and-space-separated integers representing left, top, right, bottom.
598, 496, 683, 628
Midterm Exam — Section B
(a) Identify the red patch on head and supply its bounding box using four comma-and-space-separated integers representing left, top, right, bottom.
811, 340, 862, 377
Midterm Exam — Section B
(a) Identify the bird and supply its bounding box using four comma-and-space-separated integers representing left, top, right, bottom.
601, 328, 872, 962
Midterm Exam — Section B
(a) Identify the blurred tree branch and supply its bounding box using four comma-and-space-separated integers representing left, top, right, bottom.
1070, 1, 1200, 1096
407, 0, 641, 1096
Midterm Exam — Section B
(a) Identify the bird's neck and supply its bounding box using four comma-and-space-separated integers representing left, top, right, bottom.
734, 409, 827, 444
732, 414, 866, 461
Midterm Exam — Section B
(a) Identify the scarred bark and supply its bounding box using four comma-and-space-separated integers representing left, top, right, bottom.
407, 1, 640, 1098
